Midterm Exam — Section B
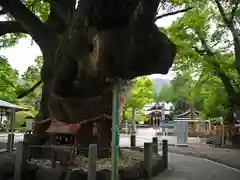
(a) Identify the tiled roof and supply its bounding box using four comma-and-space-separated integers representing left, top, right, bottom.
147, 102, 164, 111
46, 121, 80, 134
175, 108, 200, 118
0, 99, 28, 110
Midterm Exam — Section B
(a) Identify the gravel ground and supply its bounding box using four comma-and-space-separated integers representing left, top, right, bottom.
28, 149, 159, 171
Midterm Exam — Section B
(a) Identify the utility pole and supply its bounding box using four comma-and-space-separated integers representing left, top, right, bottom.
221, 116, 225, 146
111, 84, 120, 180
111, 81, 131, 180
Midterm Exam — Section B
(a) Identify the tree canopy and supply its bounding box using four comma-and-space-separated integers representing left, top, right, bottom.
1, 0, 239, 121
122, 76, 155, 122
159, 0, 240, 120
126, 76, 155, 109
0, 56, 19, 102
0, 56, 42, 129
1, 0, 239, 138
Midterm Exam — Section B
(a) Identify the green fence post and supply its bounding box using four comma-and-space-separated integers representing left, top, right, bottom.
111, 84, 120, 180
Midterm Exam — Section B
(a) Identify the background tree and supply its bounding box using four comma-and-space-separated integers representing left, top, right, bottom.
15, 56, 43, 129
164, 0, 240, 121
156, 74, 204, 115
0, 56, 19, 102
0, 55, 43, 130
18, 56, 42, 113
125, 76, 155, 109
123, 76, 155, 122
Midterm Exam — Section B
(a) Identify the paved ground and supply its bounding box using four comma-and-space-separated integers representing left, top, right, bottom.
153, 153, 240, 180
163, 144, 240, 170
120, 128, 240, 170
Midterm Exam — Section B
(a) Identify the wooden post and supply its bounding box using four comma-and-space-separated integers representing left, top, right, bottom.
73, 135, 77, 160
130, 134, 136, 147
50, 135, 57, 168
131, 108, 136, 134
144, 142, 152, 178
23, 132, 31, 161
221, 117, 225, 146
14, 142, 27, 180
152, 137, 158, 153
162, 140, 168, 168
7, 133, 14, 152
51, 150, 57, 168
125, 119, 128, 134
87, 144, 97, 180
7, 108, 15, 152
111, 84, 120, 180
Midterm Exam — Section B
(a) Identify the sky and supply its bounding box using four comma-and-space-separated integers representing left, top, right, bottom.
0, 9, 183, 80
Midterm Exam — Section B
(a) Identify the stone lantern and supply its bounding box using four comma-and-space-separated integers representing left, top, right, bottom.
25, 116, 34, 132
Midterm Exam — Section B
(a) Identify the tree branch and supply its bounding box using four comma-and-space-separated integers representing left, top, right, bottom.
193, 47, 212, 56
0, 0, 56, 48
194, 30, 237, 97
154, 7, 193, 21
17, 80, 43, 99
132, 0, 161, 27
214, 0, 240, 80
214, 0, 231, 25
231, 0, 240, 21
0, 21, 27, 36
46, 0, 75, 33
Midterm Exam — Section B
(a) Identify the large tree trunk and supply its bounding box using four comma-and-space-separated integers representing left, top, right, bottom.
0, 0, 176, 158
32, 77, 115, 158
76, 118, 112, 157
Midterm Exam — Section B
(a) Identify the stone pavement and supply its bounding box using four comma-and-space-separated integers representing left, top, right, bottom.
152, 153, 240, 180
158, 144, 240, 170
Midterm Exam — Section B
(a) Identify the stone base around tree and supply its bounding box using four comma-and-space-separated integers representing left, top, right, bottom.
0, 148, 167, 180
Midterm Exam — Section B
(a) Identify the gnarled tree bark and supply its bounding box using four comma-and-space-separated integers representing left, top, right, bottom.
0, 0, 176, 157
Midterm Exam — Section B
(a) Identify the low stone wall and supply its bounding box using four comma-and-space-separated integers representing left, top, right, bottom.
0, 139, 168, 180
0, 152, 165, 180
31, 156, 165, 180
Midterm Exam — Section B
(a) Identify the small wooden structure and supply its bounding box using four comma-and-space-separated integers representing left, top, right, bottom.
174, 108, 211, 137
45, 120, 81, 165
146, 103, 165, 126
46, 120, 80, 145
209, 118, 240, 146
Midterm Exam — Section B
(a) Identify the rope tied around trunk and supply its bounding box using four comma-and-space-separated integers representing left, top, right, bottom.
35, 113, 112, 126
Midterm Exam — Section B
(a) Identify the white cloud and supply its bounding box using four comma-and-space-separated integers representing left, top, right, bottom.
0, 36, 41, 74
